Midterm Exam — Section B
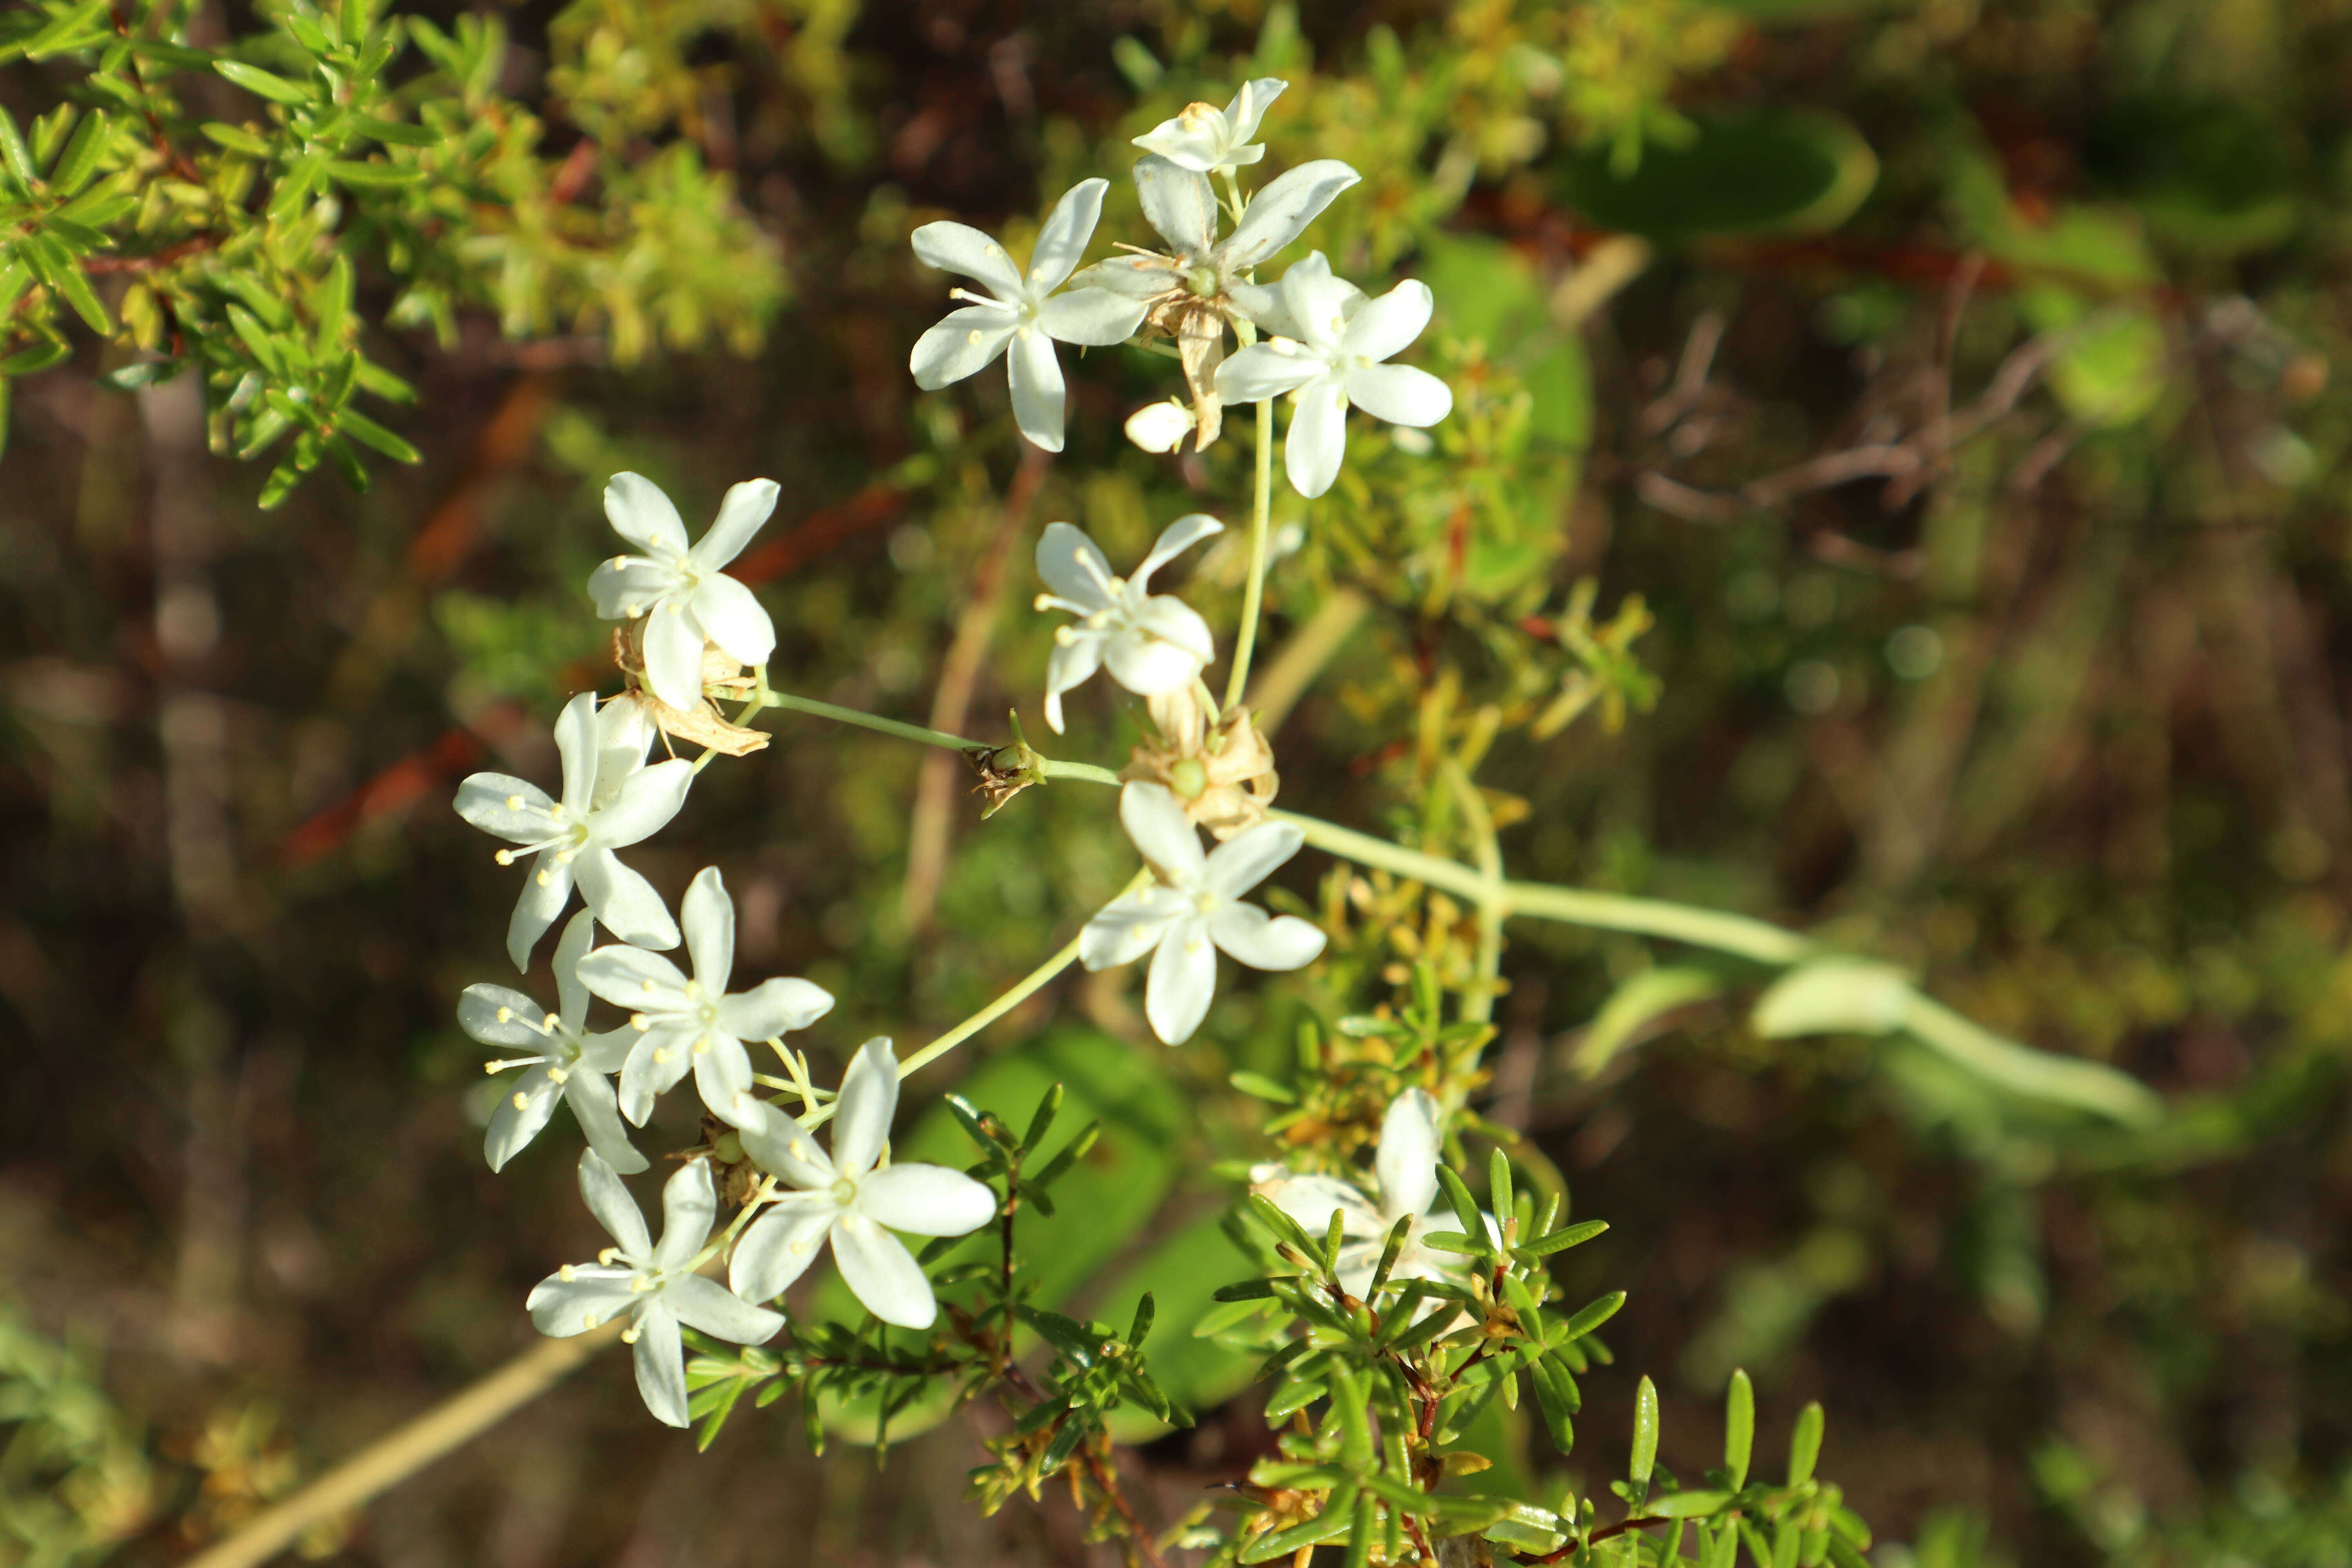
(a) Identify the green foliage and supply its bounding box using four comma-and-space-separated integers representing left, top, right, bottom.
0, 1303, 150, 1568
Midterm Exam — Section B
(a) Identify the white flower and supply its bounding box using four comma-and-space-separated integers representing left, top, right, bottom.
1214, 258, 1453, 499
1033, 514, 1221, 734
1080, 782, 1327, 1044
462, 910, 645, 1175
908, 179, 1148, 454
587, 473, 780, 714
1124, 398, 1198, 453
527, 1151, 783, 1428
729, 1037, 997, 1330
1249, 1089, 1487, 1301
1068, 154, 1358, 446
1132, 77, 1287, 174
577, 866, 835, 1129
455, 693, 693, 971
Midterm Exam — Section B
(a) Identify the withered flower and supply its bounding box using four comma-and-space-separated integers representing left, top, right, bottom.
609, 625, 769, 758
1122, 684, 1278, 839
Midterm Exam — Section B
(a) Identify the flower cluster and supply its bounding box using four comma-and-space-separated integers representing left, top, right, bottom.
909, 74, 1453, 488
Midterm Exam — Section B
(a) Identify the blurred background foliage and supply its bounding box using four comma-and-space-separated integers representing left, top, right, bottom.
4, 0, 2352, 1562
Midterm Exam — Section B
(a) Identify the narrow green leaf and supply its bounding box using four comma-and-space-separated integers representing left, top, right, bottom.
1487, 1148, 1514, 1233
0, 106, 33, 187
1433, 1165, 1488, 1251
1650, 1488, 1732, 1519
357, 116, 438, 147
48, 108, 110, 196
1630, 1375, 1659, 1485
1559, 1289, 1626, 1343
1018, 1082, 1063, 1156
1212, 1278, 1278, 1302
1725, 1368, 1754, 1490
42, 249, 109, 334
201, 121, 274, 157
1229, 1070, 1296, 1103
0, 340, 71, 376
1788, 1401, 1824, 1487
327, 157, 423, 187
214, 58, 313, 105
1521, 1218, 1609, 1258
127, 37, 213, 67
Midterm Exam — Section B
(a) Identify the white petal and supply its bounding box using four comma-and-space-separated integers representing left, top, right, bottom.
831, 1036, 900, 1179
605, 472, 689, 561
681, 866, 735, 995
857, 1163, 997, 1236
667, 1272, 784, 1345
454, 773, 557, 843
1006, 329, 1067, 453
1346, 363, 1453, 428
718, 976, 835, 1040
911, 220, 1026, 297
1080, 884, 1189, 972
1133, 512, 1224, 586
1285, 377, 1350, 499
1042, 632, 1104, 734
1132, 102, 1235, 174
1276, 271, 1363, 359
1229, 78, 1288, 143
728, 1199, 840, 1302
1215, 341, 1325, 406
1232, 251, 1341, 343
690, 479, 780, 571
588, 557, 680, 619
1144, 922, 1218, 1045
580, 1024, 636, 1075
1208, 902, 1326, 972
630, 1303, 689, 1427
554, 909, 597, 1030
573, 852, 680, 953
506, 851, 575, 973
831, 1212, 937, 1329
689, 573, 776, 667
546, 701, 598, 822
459, 983, 551, 1047
738, 1101, 838, 1188
576, 943, 691, 1011
911, 305, 1019, 389
1133, 154, 1218, 261
1124, 399, 1197, 453
1067, 253, 1176, 300
1120, 782, 1208, 886
620, 1028, 694, 1123
1105, 617, 1212, 696
1201, 819, 1306, 900
1038, 287, 1147, 347
641, 599, 708, 711
526, 1267, 638, 1336
1028, 178, 1109, 293
590, 759, 693, 849
1124, 591, 1218, 666
1221, 159, 1359, 271
592, 698, 657, 809
1035, 522, 1116, 610
1377, 1089, 1443, 1224
579, 1148, 652, 1257
654, 1158, 718, 1270
485, 1067, 559, 1171
1341, 279, 1434, 364
693, 1034, 757, 1128
1249, 1169, 1384, 1240
564, 1069, 648, 1174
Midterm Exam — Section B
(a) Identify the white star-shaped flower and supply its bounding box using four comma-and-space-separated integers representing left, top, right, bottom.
909, 179, 1149, 454
455, 693, 693, 971
1132, 77, 1288, 174
1080, 782, 1327, 1045
1034, 514, 1221, 734
1249, 1088, 1490, 1302
461, 910, 645, 1175
577, 866, 835, 1129
729, 1037, 997, 1330
527, 1151, 783, 1428
1214, 256, 1453, 498
587, 472, 780, 714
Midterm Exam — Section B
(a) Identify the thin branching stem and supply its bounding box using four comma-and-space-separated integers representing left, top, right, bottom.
1223, 397, 1278, 713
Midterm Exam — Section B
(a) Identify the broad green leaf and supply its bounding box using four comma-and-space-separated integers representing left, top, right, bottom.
1751, 960, 1912, 1039
1561, 109, 1878, 238
1726, 1368, 1755, 1489
1630, 1375, 1659, 1484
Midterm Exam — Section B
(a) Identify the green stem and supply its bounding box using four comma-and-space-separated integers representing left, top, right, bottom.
1038, 758, 1122, 786
1441, 761, 1506, 1025
752, 687, 981, 751
1223, 397, 1276, 713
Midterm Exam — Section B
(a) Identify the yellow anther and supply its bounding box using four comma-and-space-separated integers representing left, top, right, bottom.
544, 1012, 560, 1030
630, 1276, 650, 1293
495, 1005, 513, 1024
692, 1037, 710, 1056
559, 1264, 576, 1281
512, 1091, 529, 1110
598, 1247, 621, 1265
619, 1326, 639, 1344
642, 980, 657, 993
581, 1314, 601, 1330
506, 794, 524, 810
535, 870, 553, 887
632, 1014, 650, 1031
495, 849, 515, 866
967, 329, 983, 345
789, 1240, 810, 1256
653, 1048, 671, 1064
548, 1067, 569, 1085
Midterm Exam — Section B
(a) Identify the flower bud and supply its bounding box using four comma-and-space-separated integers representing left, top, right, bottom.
1124, 398, 1198, 454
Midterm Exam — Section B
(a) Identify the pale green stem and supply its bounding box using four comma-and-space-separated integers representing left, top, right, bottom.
753, 687, 981, 751
1222, 397, 1277, 713
1441, 761, 1506, 1025
1038, 758, 1122, 786
789, 869, 1151, 1131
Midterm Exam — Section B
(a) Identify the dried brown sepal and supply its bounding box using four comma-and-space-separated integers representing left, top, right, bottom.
1122, 685, 1277, 838
608, 625, 769, 756
965, 744, 1039, 818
